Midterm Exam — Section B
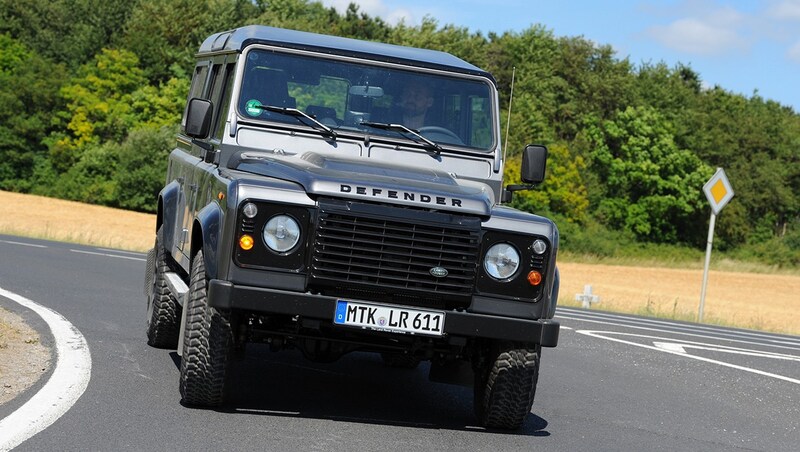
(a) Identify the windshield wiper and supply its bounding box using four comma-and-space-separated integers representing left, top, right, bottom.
360, 121, 442, 155
256, 105, 337, 140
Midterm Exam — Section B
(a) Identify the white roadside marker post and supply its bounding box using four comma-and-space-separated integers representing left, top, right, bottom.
575, 284, 600, 309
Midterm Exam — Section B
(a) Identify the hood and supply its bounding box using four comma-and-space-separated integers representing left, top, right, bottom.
229, 151, 494, 216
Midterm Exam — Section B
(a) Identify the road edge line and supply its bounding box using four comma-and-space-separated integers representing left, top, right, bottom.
0, 287, 92, 451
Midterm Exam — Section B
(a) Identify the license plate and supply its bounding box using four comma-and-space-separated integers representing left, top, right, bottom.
333, 300, 445, 336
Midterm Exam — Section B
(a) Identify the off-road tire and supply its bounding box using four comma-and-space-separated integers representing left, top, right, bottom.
474, 342, 540, 430
146, 227, 182, 348
380, 352, 421, 369
179, 251, 233, 407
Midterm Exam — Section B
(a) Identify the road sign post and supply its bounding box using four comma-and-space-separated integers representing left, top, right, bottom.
699, 168, 734, 322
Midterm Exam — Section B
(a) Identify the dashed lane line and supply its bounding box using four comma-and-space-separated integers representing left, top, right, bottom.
0, 287, 92, 452
0, 240, 47, 249
69, 249, 146, 262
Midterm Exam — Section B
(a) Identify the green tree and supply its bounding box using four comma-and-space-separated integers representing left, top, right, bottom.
49, 48, 147, 171
583, 106, 712, 243
550, 36, 635, 142
505, 143, 589, 223
0, 0, 136, 69
122, 0, 256, 83
0, 35, 65, 191
114, 126, 177, 212
682, 88, 800, 247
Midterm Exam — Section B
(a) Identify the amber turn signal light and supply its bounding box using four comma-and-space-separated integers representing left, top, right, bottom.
239, 234, 254, 250
527, 270, 542, 286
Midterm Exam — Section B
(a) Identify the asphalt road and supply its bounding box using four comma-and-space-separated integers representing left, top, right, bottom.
1, 234, 798, 451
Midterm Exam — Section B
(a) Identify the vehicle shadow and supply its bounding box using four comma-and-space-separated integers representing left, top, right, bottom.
170, 345, 550, 436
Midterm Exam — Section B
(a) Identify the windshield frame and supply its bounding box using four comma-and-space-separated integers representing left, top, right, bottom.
229, 44, 500, 156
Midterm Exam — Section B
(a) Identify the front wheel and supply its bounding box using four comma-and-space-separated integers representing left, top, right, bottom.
146, 227, 181, 348
179, 250, 233, 407
474, 342, 540, 430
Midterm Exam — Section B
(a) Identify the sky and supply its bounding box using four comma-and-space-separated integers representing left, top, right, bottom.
320, 0, 800, 112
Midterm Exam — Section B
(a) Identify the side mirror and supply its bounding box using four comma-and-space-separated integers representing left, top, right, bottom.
185, 98, 213, 138
501, 144, 548, 203
521, 144, 547, 184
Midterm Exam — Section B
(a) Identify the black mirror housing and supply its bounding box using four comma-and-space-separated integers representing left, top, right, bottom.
185, 98, 213, 138
521, 144, 547, 184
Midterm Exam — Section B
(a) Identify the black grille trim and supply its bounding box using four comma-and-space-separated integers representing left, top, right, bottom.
241, 217, 256, 233
309, 199, 481, 309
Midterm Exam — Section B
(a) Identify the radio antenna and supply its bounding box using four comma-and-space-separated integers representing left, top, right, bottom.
503, 66, 516, 165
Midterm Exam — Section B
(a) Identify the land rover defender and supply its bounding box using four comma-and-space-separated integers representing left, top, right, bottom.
144, 25, 560, 430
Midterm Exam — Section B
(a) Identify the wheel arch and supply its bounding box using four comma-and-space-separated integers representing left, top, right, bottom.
158, 180, 182, 252
190, 201, 223, 280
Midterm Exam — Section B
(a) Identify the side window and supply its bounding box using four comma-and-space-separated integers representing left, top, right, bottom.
214, 63, 236, 139
182, 64, 209, 130
207, 64, 223, 104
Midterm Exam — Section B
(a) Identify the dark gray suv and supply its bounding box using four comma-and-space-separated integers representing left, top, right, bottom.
145, 25, 560, 430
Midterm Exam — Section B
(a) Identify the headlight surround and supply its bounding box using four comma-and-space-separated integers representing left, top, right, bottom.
483, 243, 521, 280
263, 214, 301, 253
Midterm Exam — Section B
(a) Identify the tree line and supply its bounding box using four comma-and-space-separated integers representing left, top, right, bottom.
1, 0, 798, 265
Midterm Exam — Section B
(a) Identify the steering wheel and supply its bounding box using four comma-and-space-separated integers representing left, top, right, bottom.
418, 126, 463, 144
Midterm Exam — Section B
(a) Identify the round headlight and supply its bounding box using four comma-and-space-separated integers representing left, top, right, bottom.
484, 243, 521, 280
263, 215, 301, 253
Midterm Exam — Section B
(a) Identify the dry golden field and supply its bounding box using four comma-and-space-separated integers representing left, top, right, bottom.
1, 190, 798, 335
558, 262, 800, 334
0, 190, 155, 252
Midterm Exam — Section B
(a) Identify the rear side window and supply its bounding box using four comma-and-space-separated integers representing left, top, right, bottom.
182, 64, 209, 130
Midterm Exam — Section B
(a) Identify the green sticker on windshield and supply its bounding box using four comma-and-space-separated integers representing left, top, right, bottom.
245, 99, 263, 117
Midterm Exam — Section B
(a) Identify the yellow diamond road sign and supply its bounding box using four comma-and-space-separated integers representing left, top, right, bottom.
703, 168, 734, 215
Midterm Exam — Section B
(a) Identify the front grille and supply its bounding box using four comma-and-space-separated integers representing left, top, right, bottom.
309, 200, 480, 309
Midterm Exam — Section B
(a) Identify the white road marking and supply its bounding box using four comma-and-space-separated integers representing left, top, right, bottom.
556, 314, 800, 352
96, 248, 146, 256
652, 341, 800, 361
70, 249, 146, 262
578, 330, 800, 385
0, 240, 47, 249
0, 287, 92, 451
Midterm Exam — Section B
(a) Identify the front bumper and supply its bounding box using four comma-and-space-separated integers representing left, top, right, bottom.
207, 279, 559, 347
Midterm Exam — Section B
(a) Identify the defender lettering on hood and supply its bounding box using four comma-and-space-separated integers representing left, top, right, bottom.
340, 184, 463, 207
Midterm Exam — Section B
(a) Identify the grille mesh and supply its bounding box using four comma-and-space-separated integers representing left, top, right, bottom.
309, 201, 480, 308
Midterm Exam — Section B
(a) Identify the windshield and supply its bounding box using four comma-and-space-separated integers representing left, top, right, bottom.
237, 47, 496, 151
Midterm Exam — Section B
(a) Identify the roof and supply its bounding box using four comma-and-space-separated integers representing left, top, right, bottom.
199, 25, 495, 83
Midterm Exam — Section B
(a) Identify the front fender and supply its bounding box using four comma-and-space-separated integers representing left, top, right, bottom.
159, 180, 182, 252
193, 202, 222, 280
548, 266, 560, 319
